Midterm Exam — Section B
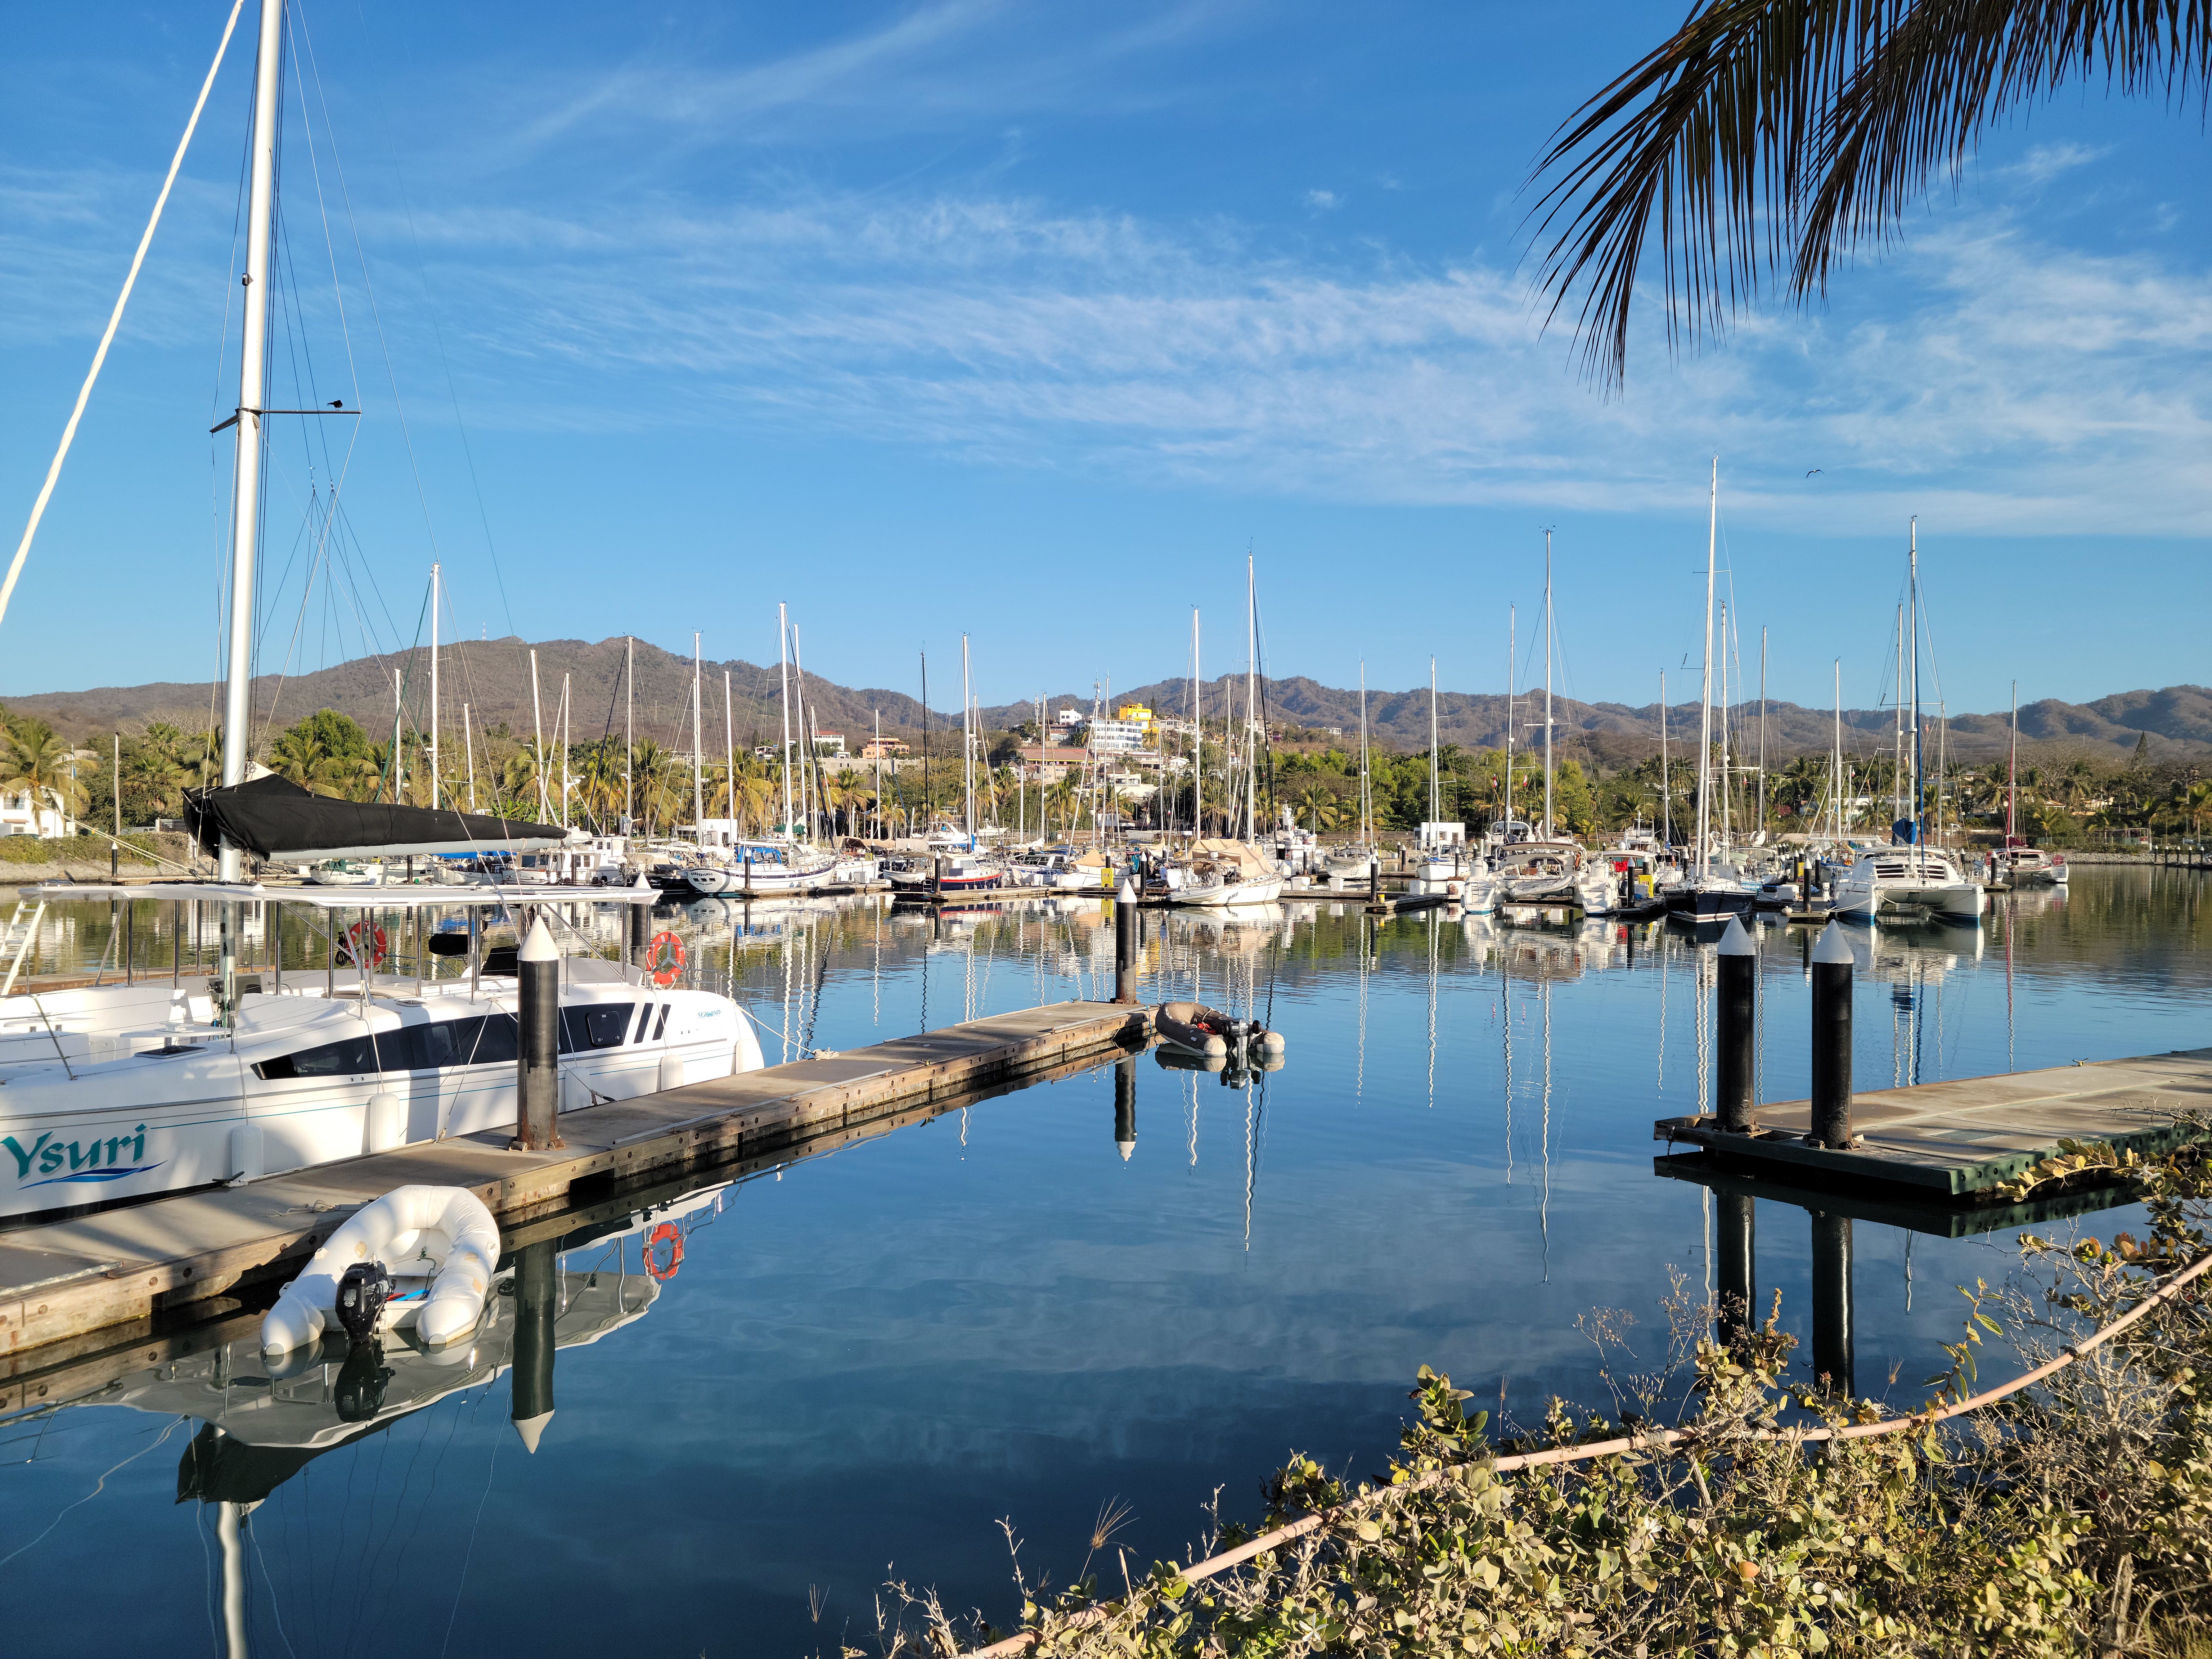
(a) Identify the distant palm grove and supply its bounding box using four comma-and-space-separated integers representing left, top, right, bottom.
1, 703, 2206, 848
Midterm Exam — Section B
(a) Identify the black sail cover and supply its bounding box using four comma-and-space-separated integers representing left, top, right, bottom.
184, 774, 568, 864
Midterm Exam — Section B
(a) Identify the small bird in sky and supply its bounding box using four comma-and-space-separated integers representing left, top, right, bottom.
1806, 467, 1821, 476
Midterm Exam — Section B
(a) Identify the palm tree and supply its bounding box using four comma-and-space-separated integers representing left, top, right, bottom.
1530, 4, 2209, 383
0, 730, 91, 826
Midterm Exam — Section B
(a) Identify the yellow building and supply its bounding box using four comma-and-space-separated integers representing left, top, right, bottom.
1115, 703, 1157, 743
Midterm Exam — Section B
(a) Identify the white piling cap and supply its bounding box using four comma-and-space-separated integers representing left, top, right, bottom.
1716, 914, 1755, 956
518, 915, 559, 963
1812, 920, 1855, 966
512, 1409, 554, 1453
1116, 1134, 1134, 1163
1116, 878, 1138, 903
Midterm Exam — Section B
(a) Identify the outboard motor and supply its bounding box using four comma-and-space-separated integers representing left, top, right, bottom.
333, 1339, 394, 1423
336, 1260, 394, 1344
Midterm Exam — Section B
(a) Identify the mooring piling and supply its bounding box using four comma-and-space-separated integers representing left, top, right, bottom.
1810, 921, 1855, 1148
1114, 1053, 1136, 1161
510, 1236, 558, 1452
514, 914, 563, 1151
1717, 1190, 1755, 1349
1714, 914, 1756, 1131
1811, 1210, 1855, 1396
627, 899, 648, 967
1114, 878, 1138, 1004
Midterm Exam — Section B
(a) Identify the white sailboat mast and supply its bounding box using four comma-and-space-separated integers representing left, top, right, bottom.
1505, 606, 1516, 831
1893, 604, 1905, 832
216, 0, 286, 880
1244, 554, 1258, 841
1543, 530, 1554, 838
1833, 659, 1843, 838
723, 670, 734, 827
1428, 656, 1439, 828
691, 631, 703, 833
1757, 625, 1767, 841
777, 603, 793, 837
962, 633, 974, 839
2008, 679, 2018, 842
1659, 670, 1669, 843
529, 648, 549, 820
1358, 659, 1370, 847
1908, 517, 1921, 839
462, 701, 476, 812
624, 635, 633, 830
791, 624, 811, 834
1695, 458, 1717, 880
428, 562, 441, 809
558, 672, 571, 828
1190, 608, 1201, 839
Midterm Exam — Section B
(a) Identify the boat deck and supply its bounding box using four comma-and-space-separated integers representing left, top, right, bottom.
1654, 1047, 2212, 1196
0, 999, 1147, 1375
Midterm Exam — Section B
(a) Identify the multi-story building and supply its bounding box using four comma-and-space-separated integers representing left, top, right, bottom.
1088, 718, 1149, 755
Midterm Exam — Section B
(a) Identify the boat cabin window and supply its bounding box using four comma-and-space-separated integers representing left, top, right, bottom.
255, 1014, 523, 1080
653, 1004, 673, 1041
560, 1003, 637, 1052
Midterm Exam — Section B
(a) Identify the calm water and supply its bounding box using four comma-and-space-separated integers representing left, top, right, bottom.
2, 867, 2205, 1656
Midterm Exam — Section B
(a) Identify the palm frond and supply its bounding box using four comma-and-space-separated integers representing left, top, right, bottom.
1527, 0, 2212, 387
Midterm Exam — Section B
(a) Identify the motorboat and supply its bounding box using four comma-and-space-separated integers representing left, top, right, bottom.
513, 833, 635, 887
261, 1184, 501, 1354
889, 850, 1006, 894
1830, 845, 1984, 919
1493, 840, 1582, 904
0, 880, 763, 1225
683, 840, 836, 897
1007, 848, 1092, 890
1996, 842, 2068, 886
304, 859, 387, 887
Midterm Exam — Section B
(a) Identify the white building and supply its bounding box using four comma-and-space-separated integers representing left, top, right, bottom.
814, 732, 846, 756
1088, 718, 1150, 755
1056, 708, 1084, 729
0, 787, 67, 839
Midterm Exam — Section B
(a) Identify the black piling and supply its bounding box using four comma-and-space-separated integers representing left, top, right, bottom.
1717, 1191, 1755, 1350
1810, 921, 1854, 1148
627, 900, 648, 968
1114, 1053, 1136, 1161
514, 915, 563, 1151
1714, 915, 1756, 1131
1113, 878, 1138, 1004
509, 1237, 558, 1452
1810, 1210, 1854, 1397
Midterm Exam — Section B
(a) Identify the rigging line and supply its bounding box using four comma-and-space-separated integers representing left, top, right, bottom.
336, 0, 518, 641
0, 1414, 187, 1571
249, 1510, 303, 1659
0, 0, 247, 636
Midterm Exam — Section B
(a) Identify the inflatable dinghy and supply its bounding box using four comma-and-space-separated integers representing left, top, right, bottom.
261, 1184, 500, 1354
1153, 1001, 1286, 1058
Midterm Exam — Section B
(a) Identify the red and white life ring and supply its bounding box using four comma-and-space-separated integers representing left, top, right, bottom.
644, 1221, 684, 1281
646, 931, 686, 988
341, 921, 388, 967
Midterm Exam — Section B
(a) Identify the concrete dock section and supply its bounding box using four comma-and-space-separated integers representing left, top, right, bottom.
0, 1000, 1147, 1370
1655, 1046, 2212, 1196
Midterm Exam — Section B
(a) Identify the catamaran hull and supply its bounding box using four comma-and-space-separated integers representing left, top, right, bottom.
1173, 878, 1283, 908
1830, 879, 1983, 918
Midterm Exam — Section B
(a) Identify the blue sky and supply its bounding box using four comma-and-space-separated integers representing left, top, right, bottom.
2, 2, 2206, 719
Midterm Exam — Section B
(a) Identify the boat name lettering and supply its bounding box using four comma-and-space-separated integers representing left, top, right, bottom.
4, 1125, 149, 1182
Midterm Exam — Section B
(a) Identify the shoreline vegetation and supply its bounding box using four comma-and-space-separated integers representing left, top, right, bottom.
877, 1146, 2212, 1659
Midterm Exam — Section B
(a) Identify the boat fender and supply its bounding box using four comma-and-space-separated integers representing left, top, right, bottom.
657, 1050, 688, 1093
337, 1260, 394, 1344
261, 1184, 500, 1354
226, 1123, 264, 1186
365, 1092, 405, 1154
1255, 1029, 1287, 1053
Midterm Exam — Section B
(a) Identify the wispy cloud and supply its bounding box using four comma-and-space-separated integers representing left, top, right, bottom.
2006, 141, 2112, 184
1305, 188, 1341, 210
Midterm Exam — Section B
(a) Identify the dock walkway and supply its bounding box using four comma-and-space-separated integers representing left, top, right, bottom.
0, 1000, 1147, 1369
1655, 1046, 2212, 1196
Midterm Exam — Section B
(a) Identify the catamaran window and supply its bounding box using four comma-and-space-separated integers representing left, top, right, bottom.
560, 1003, 637, 1052
254, 1032, 378, 1080
628, 1002, 655, 1043
652, 1004, 673, 1041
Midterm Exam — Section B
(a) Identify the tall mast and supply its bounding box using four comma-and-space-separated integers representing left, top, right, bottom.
1757, 625, 1767, 842
1190, 608, 1201, 838
1428, 655, 1439, 828
691, 631, 704, 835
428, 562, 441, 809
1505, 605, 1516, 830
1244, 553, 1258, 841
791, 624, 811, 835
1696, 458, 1717, 880
529, 648, 549, 820
1717, 598, 1731, 853
1659, 670, 1669, 844
1833, 659, 1843, 839
216, 0, 286, 880
962, 633, 974, 840
723, 670, 734, 829
1893, 604, 1906, 834
1543, 529, 1554, 838
778, 604, 793, 837
1345, 659, 1362, 845
2008, 680, 2018, 842
624, 635, 633, 831
558, 672, 572, 828
919, 652, 930, 830
1908, 517, 1922, 841
462, 702, 476, 811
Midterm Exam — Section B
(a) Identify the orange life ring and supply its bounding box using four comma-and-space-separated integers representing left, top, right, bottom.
646, 931, 686, 988
644, 1221, 684, 1281
341, 921, 388, 967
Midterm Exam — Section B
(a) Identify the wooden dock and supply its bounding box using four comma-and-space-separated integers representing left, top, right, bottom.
0, 1000, 1147, 1368
1655, 1046, 2212, 1197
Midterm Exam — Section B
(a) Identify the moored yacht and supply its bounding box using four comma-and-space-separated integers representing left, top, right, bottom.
1831, 845, 1983, 918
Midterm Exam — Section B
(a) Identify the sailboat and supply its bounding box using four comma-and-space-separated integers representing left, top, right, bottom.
1493, 536, 1598, 908
1662, 462, 1756, 918
1173, 557, 1283, 908
1995, 682, 2067, 886
1830, 522, 1983, 921
0, 5, 761, 1224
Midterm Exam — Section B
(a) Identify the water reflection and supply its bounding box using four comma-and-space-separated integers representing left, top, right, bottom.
1, 869, 2204, 1655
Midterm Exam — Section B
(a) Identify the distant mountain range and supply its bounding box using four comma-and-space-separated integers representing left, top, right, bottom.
6, 637, 2206, 765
